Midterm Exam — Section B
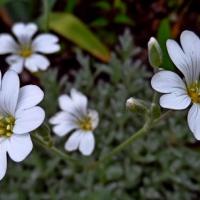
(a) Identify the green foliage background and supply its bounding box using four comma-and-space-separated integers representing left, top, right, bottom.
1, 0, 200, 199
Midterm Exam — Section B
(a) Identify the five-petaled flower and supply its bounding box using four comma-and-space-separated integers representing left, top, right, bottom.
49, 89, 99, 156
0, 23, 60, 73
0, 70, 45, 180
151, 30, 200, 140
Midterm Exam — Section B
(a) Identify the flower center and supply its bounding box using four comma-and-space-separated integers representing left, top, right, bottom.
19, 46, 32, 58
0, 116, 15, 137
78, 116, 93, 131
188, 81, 200, 103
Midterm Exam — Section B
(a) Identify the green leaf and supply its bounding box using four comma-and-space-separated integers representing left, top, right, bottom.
65, 0, 77, 13
49, 12, 111, 62
4, 0, 35, 21
95, 1, 111, 10
0, 0, 9, 6
157, 18, 174, 70
114, 14, 133, 25
90, 17, 108, 27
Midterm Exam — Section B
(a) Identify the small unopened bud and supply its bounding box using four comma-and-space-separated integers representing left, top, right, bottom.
126, 97, 148, 114
148, 37, 162, 68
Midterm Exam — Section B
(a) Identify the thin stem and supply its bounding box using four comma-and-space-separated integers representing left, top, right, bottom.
42, 0, 49, 31
153, 110, 172, 125
32, 134, 80, 166
94, 110, 170, 167
32, 109, 171, 169
96, 118, 152, 166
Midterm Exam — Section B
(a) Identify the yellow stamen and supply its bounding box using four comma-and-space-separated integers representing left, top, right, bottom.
19, 46, 32, 58
19, 49, 32, 58
0, 116, 15, 138
188, 81, 200, 103
78, 116, 93, 131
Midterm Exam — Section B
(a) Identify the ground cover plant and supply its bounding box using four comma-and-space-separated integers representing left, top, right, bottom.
1, 0, 200, 199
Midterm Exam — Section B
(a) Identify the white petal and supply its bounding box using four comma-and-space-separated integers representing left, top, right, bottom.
16, 85, 44, 111
58, 94, 75, 112
0, 146, 7, 180
0, 70, 2, 88
70, 89, 88, 115
49, 111, 75, 125
52, 123, 76, 137
151, 70, 187, 93
6, 55, 24, 73
160, 93, 191, 110
166, 39, 192, 84
64, 130, 83, 151
58, 94, 80, 119
12, 23, 37, 43
13, 106, 45, 134
79, 132, 95, 156
0, 34, 18, 54
0, 70, 19, 115
49, 111, 68, 124
180, 30, 200, 56
7, 134, 33, 162
25, 54, 50, 72
58, 90, 88, 119
180, 30, 200, 82
0, 138, 4, 144
32, 34, 60, 54
88, 109, 99, 129
188, 104, 200, 140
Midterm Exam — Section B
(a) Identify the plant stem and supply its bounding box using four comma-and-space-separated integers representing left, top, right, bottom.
32, 134, 80, 166
42, 0, 49, 31
95, 110, 170, 167
96, 118, 152, 166
153, 110, 172, 124
32, 109, 171, 169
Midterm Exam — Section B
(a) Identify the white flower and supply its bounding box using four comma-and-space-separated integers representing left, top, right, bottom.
0, 70, 45, 180
49, 89, 99, 156
151, 30, 200, 140
0, 22, 60, 73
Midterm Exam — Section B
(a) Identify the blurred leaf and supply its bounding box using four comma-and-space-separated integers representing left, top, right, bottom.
5, 0, 36, 21
37, 0, 57, 31
45, 0, 57, 9
49, 12, 111, 62
0, 0, 9, 6
114, 14, 133, 25
157, 18, 174, 70
114, 0, 126, 13
65, 0, 77, 13
95, 1, 111, 10
90, 17, 108, 27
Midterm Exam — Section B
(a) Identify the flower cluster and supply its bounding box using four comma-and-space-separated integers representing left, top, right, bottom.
0, 22, 99, 181
151, 30, 200, 140
1, 21, 200, 183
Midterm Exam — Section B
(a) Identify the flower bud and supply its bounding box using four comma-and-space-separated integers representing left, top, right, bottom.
148, 37, 162, 68
126, 97, 148, 114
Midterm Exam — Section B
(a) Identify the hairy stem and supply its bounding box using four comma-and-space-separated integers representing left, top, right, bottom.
96, 118, 152, 166
32, 110, 171, 169
42, 0, 49, 31
32, 134, 80, 166
94, 109, 170, 167
153, 110, 172, 124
